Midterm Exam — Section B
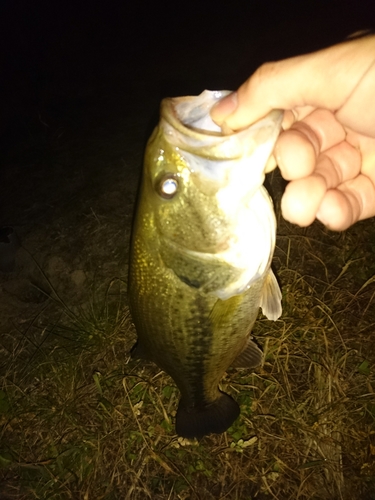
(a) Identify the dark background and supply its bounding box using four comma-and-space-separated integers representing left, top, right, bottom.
1, 0, 374, 229
2, 0, 374, 143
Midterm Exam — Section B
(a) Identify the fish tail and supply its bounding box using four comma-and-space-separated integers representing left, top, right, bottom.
175, 391, 240, 439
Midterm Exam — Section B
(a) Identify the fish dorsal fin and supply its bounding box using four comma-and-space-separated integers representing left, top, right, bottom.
231, 337, 263, 369
260, 270, 282, 321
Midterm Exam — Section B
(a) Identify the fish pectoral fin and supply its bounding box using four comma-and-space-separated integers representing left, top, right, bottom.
175, 391, 240, 440
231, 337, 263, 369
260, 269, 282, 321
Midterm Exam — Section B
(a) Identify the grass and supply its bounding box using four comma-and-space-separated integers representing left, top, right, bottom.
1, 172, 375, 499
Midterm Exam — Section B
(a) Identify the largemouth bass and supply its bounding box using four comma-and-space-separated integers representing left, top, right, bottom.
129, 90, 283, 439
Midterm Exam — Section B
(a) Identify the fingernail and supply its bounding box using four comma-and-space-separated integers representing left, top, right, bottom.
211, 92, 238, 124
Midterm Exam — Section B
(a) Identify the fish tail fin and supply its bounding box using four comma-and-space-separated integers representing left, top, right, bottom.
175, 392, 240, 440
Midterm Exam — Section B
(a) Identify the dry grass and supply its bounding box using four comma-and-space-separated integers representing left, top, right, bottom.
1, 172, 375, 500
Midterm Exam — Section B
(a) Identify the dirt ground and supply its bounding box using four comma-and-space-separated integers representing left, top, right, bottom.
1, 0, 372, 341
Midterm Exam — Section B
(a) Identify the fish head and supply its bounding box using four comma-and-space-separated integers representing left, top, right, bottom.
142, 90, 283, 297
144, 122, 229, 255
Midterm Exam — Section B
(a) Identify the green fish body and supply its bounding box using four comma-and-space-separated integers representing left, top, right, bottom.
129, 90, 283, 439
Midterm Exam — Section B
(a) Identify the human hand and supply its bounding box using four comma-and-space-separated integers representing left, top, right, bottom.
211, 35, 375, 230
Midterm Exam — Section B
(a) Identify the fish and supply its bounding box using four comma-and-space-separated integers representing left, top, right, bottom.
128, 90, 283, 439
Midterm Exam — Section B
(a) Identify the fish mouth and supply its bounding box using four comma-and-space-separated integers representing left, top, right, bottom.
160, 91, 283, 189
164, 90, 231, 137
160, 90, 283, 163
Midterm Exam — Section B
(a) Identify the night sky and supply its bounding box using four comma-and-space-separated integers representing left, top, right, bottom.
1, 0, 375, 202
2, 1, 374, 117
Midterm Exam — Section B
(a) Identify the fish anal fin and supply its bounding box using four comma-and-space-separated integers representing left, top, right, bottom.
260, 269, 282, 321
231, 337, 263, 369
175, 392, 240, 440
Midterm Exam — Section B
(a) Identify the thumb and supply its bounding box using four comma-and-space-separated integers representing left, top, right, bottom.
211, 35, 375, 130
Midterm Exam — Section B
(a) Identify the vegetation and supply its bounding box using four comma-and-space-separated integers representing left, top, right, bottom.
1, 167, 374, 500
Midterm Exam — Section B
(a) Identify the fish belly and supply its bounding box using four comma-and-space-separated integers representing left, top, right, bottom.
129, 223, 264, 439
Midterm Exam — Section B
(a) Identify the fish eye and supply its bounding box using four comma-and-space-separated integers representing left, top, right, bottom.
157, 174, 179, 199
